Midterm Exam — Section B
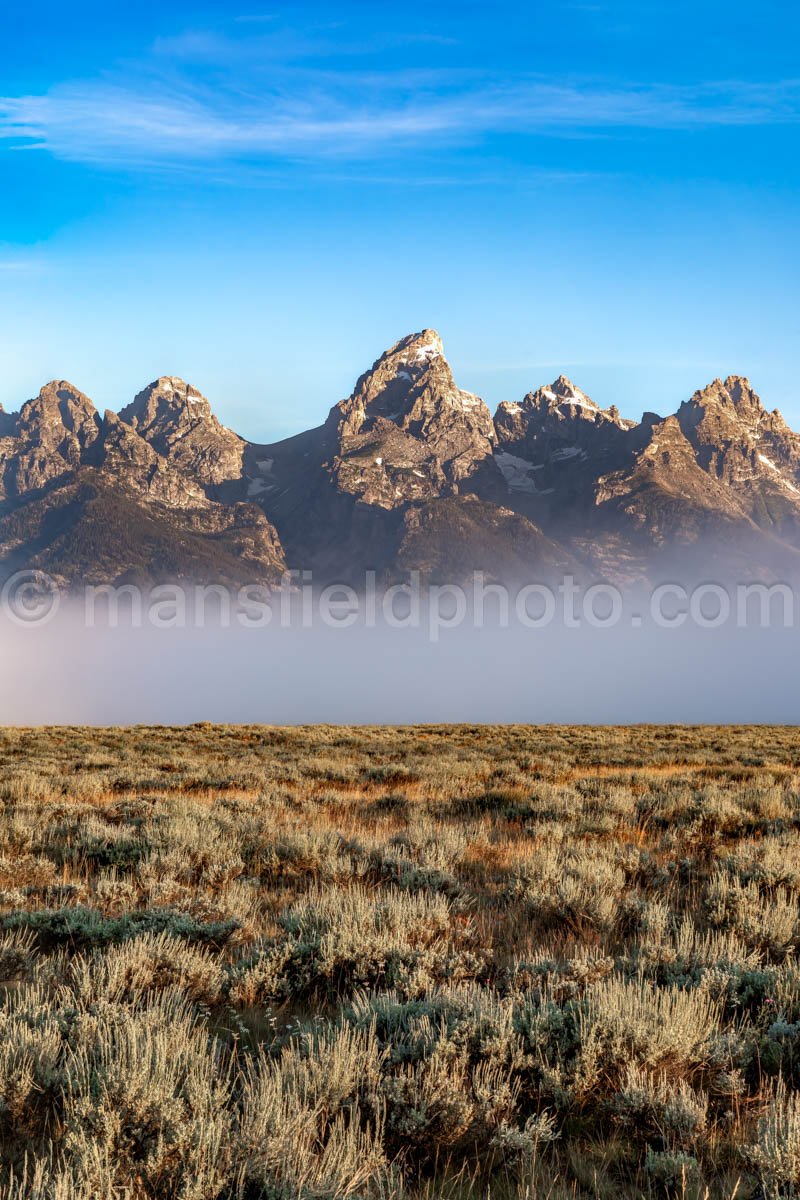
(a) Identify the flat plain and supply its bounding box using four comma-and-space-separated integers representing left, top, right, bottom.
0, 724, 799, 1199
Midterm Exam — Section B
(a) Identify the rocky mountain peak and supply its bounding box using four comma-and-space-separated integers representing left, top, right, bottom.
120, 376, 213, 430
18, 380, 100, 432
19, 380, 100, 444
318, 330, 497, 509
672, 374, 800, 502
549, 374, 594, 403
724, 375, 758, 404
2, 333, 800, 588
678, 376, 770, 443
97, 408, 210, 509
533, 376, 635, 427
334, 328, 490, 436
391, 328, 445, 365
495, 374, 632, 467
678, 375, 783, 433
497, 376, 630, 434
0, 381, 101, 499
639, 413, 698, 464
119, 377, 244, 488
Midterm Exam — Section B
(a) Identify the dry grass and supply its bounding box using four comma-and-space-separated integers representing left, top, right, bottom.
0, 724, 798, 1197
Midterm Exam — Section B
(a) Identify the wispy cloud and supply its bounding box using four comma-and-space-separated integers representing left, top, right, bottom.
0, 259, 41, 273
233, 13, 279, 24
0, 52, 798, 171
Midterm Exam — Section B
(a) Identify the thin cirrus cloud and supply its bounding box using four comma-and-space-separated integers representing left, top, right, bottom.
0, 71, 798, 170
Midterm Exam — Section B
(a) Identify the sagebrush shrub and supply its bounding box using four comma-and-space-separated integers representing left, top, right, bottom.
744, 1079, 800, 1198
573, 977, 721, 1094
0, 724, 799, 1197
703, 870, 798, 959
236, 1023, 390, 1198
231, 884, 483, 1005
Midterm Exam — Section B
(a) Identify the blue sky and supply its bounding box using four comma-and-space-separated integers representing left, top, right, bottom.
0, 0, 798, 440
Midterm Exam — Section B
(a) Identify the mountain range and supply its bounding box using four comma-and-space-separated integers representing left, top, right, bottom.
2, 329, 799, 589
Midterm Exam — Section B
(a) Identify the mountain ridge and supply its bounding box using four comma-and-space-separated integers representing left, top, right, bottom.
1, 329, 799, 588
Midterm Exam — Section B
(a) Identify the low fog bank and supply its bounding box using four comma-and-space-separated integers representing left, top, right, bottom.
0, 606, 797, 725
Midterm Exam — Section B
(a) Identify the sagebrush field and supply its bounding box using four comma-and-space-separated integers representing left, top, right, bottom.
1, 725, 799, 1198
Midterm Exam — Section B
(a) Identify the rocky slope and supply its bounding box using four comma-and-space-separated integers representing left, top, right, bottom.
242, 329, 510, 583
326, 329, 499, 506
0, 379, 285, 588
119, 376, 245, 489
491, 366, 800, 579
1, 332, 798, 589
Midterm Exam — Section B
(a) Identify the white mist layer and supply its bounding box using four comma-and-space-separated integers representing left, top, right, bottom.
0, 607, 797, 724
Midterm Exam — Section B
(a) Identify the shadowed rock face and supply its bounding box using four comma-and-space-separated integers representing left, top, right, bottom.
0, 332, 799, 588
0, 382, 101, 499
0, 378, 283, 588
323, 329, 499, 508
593, 415, 754, 546
675, 378, 800, 533
119, 376, 245, 489
492, 374, 637, 536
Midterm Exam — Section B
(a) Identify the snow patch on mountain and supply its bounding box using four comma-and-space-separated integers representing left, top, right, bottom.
758, 453, 800, 494
496, 450, 541, 493
413, 341, 442, 362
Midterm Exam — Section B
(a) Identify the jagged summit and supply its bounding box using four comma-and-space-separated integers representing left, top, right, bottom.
120, 376, 212, 426
683, 375, 766, 420
20, 380, 100, 423
0, 333, 798, 587
678, 376, 792, 444
542, 375, 597, 406
670, 374, 800, 509
493, 374, 633, 509
338, 329, 445, 416
696, 374, 756, 398
389, 328, 444, 363
529, 375, 631, 425
495, 375, 630, 440
319, 328, 497, 509
335, 328, 486, 431
0, 381, 100, 437
119, 377, 243, 488
34, 379, 95, 401
0, 381, 102, 498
